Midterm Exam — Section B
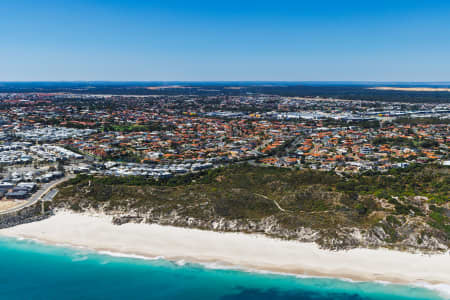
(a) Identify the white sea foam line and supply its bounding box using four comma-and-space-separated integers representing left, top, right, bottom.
413, 282, 450, 299
71, 255, 89, 262
167, 258, 450, 300
190, 260, 396, 285
180, 259, 450, 299
4, 235, 153, 261
1, 212, 449, 297
97, 250, 165, 261
6, 234, 450, 298
6, 235, 362, 282
175, 259, 187, 266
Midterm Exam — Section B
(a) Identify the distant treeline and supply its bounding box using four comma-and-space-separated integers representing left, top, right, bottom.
245, 85, 450, 103
394, 117, 450, 125
1, 83, 450, 103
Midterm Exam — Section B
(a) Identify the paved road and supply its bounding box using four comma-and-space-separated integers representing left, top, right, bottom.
0, 174, 75, 215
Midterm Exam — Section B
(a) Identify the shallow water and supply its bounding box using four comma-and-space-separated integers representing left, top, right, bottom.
0, 237, 446, 300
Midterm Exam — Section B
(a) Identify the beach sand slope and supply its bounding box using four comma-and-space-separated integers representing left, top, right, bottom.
0, 211, 449, 286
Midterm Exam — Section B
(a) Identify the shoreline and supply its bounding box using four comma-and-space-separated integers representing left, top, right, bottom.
0, 211, 449, 290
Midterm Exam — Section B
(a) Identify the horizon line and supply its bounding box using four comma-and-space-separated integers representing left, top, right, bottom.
1, 80, 450, 84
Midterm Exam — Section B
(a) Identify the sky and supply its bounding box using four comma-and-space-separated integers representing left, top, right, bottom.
0, 0, 450, 81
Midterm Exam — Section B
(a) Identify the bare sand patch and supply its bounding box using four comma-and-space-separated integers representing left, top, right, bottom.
0, 200, 22, 211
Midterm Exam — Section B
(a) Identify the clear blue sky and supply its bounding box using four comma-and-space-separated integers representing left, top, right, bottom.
1, 0, 450, 81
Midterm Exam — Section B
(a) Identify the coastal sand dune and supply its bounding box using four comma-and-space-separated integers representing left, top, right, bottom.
0, 211, 449, 286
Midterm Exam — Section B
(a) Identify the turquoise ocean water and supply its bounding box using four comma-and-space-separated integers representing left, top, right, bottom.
0, 237, 447, 300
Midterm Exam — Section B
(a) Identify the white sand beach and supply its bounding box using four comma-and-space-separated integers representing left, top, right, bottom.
0, 211, 449, 286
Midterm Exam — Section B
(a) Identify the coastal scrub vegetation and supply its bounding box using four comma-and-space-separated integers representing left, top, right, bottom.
54, 164, 449, 250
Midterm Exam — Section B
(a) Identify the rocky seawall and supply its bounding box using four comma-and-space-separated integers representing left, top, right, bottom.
0, 204, 51, 229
